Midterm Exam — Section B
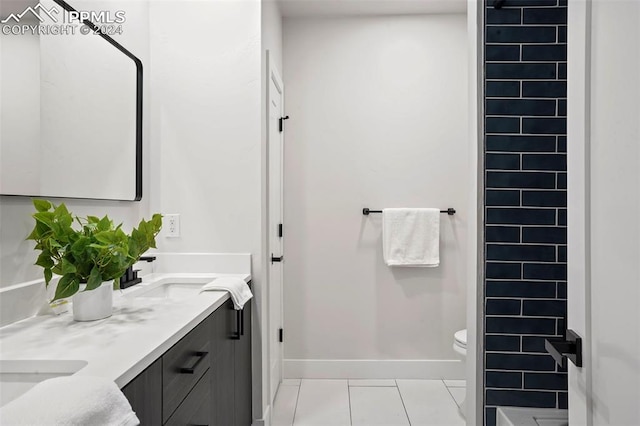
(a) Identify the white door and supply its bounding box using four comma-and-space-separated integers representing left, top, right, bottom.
267, 51, 285, 405
567, 1, 640, 425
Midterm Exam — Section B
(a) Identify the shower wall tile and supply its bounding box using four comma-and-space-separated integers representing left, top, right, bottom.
522, 7, 567, 24
486, 225, 521, 242
486, 335, 521, 352
486, 63, 556, 80
524, 373, 568, 390
522, 81, 566, 98
522, 226, 566, 243
484, 1, 568, 424
486, 135, 557, 152
486, 281, 557, 299
521, 191, 567, 207
486, 45, 521, 61
486, 208, 556, 225
486, 371, 523, 388
486, 353, 556, 372
522, 44, 567, 61
486, 26, 557, 43
486, 390, 556, 408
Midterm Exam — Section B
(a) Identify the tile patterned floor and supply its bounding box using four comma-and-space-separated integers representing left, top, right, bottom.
272, 379, 466, 426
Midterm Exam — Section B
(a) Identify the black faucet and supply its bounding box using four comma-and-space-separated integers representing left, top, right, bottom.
120, 256, 156, 289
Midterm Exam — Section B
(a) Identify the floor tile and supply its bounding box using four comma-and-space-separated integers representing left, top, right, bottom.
444, 379, 466, 388
448, 387, 466, 408
349, 379, 397, 387
397, 380, 465, 426
293, 380, 351, 426
272, 385, 300, 426
282, 379, 302, 386
350, 386, 410, 426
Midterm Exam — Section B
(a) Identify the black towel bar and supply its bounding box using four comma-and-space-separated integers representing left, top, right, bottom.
362, 208, 456, 216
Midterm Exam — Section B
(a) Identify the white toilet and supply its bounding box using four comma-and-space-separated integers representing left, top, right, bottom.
452, 329, 467, 418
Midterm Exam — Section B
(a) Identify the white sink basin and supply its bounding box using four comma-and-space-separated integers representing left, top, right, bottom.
0, 360, 88, 407
125, 277, 215, 300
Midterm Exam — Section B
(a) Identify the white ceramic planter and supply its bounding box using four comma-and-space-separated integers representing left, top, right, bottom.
72, 282, 113, 321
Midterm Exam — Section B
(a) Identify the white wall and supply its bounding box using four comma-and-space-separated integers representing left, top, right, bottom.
0, 0, 150, 290
283, 14, 469, 376
148, 0, 265, 420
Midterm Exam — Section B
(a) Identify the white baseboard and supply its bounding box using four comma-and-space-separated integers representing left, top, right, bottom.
283, 359, 464, 380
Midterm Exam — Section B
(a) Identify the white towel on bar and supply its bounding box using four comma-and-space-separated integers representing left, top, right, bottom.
0, 376, 140, 426
201, 276, 253, 310
382, 208, 440, 267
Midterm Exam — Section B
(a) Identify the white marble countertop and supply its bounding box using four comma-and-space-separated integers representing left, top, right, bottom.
0, 273, 250, 389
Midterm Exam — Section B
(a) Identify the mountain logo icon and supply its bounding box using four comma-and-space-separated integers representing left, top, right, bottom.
1, 3, 59, 24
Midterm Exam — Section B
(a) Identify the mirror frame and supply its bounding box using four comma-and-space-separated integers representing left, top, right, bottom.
1, 0, 143, 201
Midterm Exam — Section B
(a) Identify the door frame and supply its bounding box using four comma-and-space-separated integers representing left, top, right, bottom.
266, 49, 285, 408
567, 0, 592, 424
470, 0, 484, 424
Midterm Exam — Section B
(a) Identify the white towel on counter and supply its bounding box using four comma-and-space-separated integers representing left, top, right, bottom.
0, 375, 139, 426
382, 208, 440, 267
201, 276, 253, 310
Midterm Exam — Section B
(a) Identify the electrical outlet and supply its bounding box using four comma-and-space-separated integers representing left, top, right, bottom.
165, 214, 180, 238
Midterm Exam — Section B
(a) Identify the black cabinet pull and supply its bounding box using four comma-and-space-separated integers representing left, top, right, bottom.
179, 351, 208, 374
240, 307, 245, 336
545, 329, 582, 368
271, 254, 283, 263
231, 309, 241, 340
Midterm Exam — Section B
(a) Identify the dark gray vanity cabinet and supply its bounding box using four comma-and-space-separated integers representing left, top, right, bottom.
122, 359, 162, 425
122, 297, 252, 426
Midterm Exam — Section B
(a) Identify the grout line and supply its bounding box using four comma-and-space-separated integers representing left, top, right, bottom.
291, 380, 302, 426
443, 380, 462, 409
395, 379, 412, 426
347, 381, 353, 426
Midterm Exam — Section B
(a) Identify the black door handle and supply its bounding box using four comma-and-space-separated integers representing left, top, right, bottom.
279, 115, 290, 132
271, 254, 283, 263
545, 329, 582, 368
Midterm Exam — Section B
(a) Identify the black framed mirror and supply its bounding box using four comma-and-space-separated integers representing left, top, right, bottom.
0, 0, 143, 201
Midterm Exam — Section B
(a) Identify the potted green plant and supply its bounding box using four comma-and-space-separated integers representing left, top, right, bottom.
27, 199, 162, 321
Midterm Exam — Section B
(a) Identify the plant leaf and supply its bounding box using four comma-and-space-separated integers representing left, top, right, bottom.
33, 199, 52, 212
43, 268, 53, 285
94, 231, 117, 245
86, 267, 102, 291
33, 212, 54, 227
35, 251, 54, 269
61, 258, 77, 275
97, 215, 112, 232
53, 274, 79, 301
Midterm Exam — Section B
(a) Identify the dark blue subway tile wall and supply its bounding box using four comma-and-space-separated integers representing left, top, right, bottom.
484, 1, 568, 424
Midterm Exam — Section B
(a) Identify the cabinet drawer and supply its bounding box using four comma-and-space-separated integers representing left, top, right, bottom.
162, 318, 211, 423
165, 370, 212, 426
